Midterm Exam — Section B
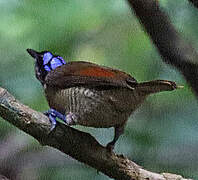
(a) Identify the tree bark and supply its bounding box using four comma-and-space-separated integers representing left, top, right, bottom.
0, 87, 192, 180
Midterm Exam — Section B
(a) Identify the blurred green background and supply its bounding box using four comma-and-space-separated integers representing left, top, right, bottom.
0, 0, 198, 179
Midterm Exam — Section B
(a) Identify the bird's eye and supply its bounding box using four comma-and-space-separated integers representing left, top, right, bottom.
44, 65, 51, 72
43, 53, 66, 72
43, 52, 53, 65
50, 57, 64, 70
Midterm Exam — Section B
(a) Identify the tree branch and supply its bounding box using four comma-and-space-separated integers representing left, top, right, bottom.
127, 0, 198, 97
188, 0, 198, 9
0, 87, 192, 180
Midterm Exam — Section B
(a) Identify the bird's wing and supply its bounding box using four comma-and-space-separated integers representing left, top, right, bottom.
45, 61, 137, 89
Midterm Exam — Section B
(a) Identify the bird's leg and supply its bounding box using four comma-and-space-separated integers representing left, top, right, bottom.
44, 108, 76, 130
106, 125, 125, 151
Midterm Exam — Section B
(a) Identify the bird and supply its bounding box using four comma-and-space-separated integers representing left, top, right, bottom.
27, 48, 180, 150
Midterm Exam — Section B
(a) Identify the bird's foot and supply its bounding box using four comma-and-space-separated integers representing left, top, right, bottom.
65, 112, 77, 125
44, 109, 58, 131
44, 108, 76, 131
106, 126, 125, 152
106, 142, 115, 153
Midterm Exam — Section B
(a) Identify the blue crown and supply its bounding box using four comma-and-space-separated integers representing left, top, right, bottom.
43, 52, 66, 72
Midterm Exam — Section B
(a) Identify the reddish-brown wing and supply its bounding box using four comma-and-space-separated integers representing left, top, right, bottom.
45, 61, 137, 89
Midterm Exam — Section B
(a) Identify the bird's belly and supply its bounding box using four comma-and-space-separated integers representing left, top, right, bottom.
45, 87, 145, 128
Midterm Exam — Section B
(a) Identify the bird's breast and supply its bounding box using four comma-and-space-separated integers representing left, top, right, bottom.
44, 86, 145, 128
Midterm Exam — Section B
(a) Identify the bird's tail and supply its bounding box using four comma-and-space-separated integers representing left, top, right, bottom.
136, 80, 183, 94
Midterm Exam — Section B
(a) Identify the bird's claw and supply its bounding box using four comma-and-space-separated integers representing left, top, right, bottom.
44, 108, 76, 130
106, 142, 115, 153
65, 112, 77, 125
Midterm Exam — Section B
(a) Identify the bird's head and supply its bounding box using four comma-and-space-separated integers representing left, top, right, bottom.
27, 49, 66, 84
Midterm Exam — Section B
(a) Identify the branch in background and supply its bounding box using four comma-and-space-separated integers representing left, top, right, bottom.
188, 0, 198, 8
0, 175, 10, 180
127, 0, 198, 97
0, 87, 192, 180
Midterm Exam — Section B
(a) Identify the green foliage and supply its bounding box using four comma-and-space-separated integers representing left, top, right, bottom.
0, 0, 197, 179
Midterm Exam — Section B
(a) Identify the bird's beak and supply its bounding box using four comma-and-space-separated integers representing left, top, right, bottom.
26, 49, 40, 59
